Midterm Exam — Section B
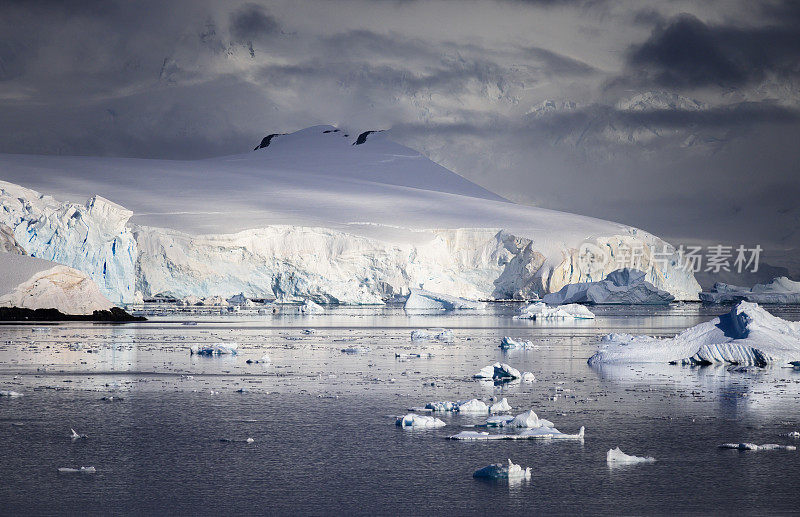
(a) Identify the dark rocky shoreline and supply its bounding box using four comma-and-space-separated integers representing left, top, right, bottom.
0, 306, 146, 322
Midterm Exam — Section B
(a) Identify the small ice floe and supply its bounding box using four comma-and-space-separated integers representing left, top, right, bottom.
58, 466, 96, 474
246, 437, 254, 443
474, 363, 521, 382
719, 443, 797, 451
341, 346, 371, 354
607, 447, 656, 465
489, 398, 512, 413
521, 372, 536, 383
473, 459, 531, 480
182, 321, 198, 326
396, 413, 446, 428
190, 342, 238, 356
0, 390, 23, 397
219, 437, 255, 443
425, 399, 489, 414
301, 329, 316, 335
404, 289, 482, 311
449, 426, 584, 441
300, 300, 325, 314
787, 431, 800, 439
70, 428, 88, 440
517, 302, 595, 320
100, 396, 123, 402
483, 410, 554, 429
411, 328, 454, 343
499, 336, 536, 350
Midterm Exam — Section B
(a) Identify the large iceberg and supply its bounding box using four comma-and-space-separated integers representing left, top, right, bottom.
0, 127, 700, 304
0, 252, 113, 315
588, 301, 800, 367
404, 288, 482, 310
700, 277, 800, 304
543, 269, 675, 305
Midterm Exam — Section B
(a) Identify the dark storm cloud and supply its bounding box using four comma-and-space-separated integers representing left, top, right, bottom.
626, 12, 800, 88
229, 3, 280, 43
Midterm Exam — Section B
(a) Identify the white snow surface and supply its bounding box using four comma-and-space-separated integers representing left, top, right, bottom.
404, 288, 482, 310
607, 447, 656, 464
0, 126, 699, 304
700, 277, 800, 304
588, 302, 800, 367
0, 252, 113, 314
543, 269, 675, 305
473, 459, 532, 480
517, 302, 595, 320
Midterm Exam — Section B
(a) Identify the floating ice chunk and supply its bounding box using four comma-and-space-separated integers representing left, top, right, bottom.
508, 410, 554, 429
449, 426, 584, 441
700, 277, 800, 304
544, 269, 674, 305
58, 466, 96, 474
787, 431, 800, 439
499, 336, 535, 350
70, 428, 87, 440
0, 390, 23, 397
719, 443, 797, 451
395, 352, 434, 359
301, 328, 316, 335
517, 302, 595, 320
485, 415, 515, 427
473, 459, 531, 480
404, 288, 482, 310
411, 328, 454, 343
181, 321, 198, 326
588, 302, 800, 366
425, 401, 457, 412
300, 300, 325, 314
489, 398, 512, 413
457, 399, 490, 414
521, 372, 536, 383
396, 413, 446, 428
341, 346, 371, 354
474, 362, 521, 381
607, 447, 656, 465
246, 437, 254, 443
190, 342, 238, 356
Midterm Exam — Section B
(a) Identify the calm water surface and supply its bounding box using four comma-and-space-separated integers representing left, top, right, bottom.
1, 304, 799, 515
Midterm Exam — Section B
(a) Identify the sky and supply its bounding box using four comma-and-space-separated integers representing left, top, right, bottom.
0, 0, 798, 276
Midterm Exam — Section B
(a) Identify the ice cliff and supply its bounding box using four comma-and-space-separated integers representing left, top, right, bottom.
0, 126, 700, 304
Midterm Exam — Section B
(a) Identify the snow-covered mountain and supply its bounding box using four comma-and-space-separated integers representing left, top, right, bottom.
0, 125, 700, 304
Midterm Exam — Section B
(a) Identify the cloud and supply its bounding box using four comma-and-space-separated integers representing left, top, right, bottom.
229, 3, 280, 44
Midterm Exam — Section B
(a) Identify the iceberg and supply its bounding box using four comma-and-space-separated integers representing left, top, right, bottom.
543, 269, 675, 305
448, 426, 584, 441
473, 459, 531, 480
588, 301, 800, 367
190, 343, 238, 356
521, 372, 536, 383
58, 467, 96, 474
474, 363, 521, 381
483, 410, 554, 429
499, 336, 535, 349
489, 398, 512, 413
300, 300, 325, 314
700, 277, 800, 304
0, 253, 113, 315
0, 390, 23, 397
70, 429, 88, 440
517, 302, 595, 320
0, 126, 700, 305
607, 447, 656, 465
410, 328, 454, 343
424, 399, 490, 414
340, 346, 371, 354
719, 443, 797, 451
404, 288, 482, 310
396, 414, 446, 428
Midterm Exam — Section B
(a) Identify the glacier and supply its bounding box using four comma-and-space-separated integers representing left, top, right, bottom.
0, 125, 700, 304
700, 277, 800, 304
588, 301, 800, 367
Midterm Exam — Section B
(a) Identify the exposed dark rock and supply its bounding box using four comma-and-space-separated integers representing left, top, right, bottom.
253, 133, 286, 150
353, 130, 385, 145
0, 306, 146, 322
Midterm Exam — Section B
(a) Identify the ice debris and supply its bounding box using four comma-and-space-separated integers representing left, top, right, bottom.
473, 459, 531, 480
474, 363, 521, 381
588, 301, 800, 366
190, 343, 238, 356
424, 399, 489, 414
719, 443, 797, 451
300, 300, 325, 314
517, 302, 595, 320
489, 398, 512, 413
544, 269, 674, 305
404, 288, 482, 310
521, 372, 536, 383
411, 328, 454, 343
70, 429, 88, 440
341, 346, 371, 354
58, 466, 96, 474
396, 414, 446, 428
0, 390, 23, 397
607, 447, 656, 465
449, 426, 584, 441
499, 336, 535, 350
484, 410, 554, 429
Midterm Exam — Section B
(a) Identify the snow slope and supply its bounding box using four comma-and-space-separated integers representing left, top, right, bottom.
588, 302, 800, 367
0, 253, 113, 314
0, 125, 700, 303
